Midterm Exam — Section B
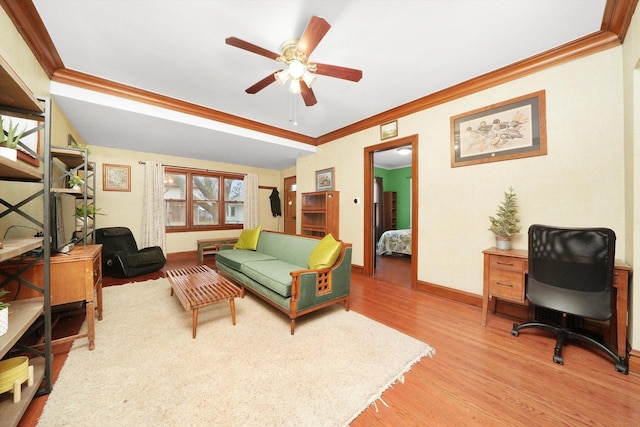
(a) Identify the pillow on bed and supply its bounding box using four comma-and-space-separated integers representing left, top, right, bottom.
308, 233, 341, 270
234, 225, 262, 250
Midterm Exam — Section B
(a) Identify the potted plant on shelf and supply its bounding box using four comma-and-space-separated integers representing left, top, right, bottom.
75, 204, 103, 231
488, 186, 522, 250
68, 174, 84, 191
0, 289, 10, 337
0, 116, 26, 162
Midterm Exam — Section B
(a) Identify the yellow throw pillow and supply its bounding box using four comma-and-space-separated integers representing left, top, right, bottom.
234, 225, 262, 250
308, 233, 342, 270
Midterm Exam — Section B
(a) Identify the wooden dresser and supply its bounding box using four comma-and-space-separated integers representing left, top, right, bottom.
1, 245, 103, 350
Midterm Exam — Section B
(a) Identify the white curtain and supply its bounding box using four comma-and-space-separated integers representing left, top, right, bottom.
244, 172, 259, 229
141, 161, 166, 253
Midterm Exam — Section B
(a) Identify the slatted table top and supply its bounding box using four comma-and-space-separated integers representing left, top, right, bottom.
166, 265, 243, 311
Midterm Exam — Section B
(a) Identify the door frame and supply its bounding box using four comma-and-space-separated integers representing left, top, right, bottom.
363, 134, 418, 289
283, 175, 296, 234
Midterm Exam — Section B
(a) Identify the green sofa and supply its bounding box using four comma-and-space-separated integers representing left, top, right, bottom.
216, 231, 352, 334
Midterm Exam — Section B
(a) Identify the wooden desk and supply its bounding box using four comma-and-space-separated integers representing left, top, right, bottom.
0, 245, 103, 350
482, 247, 631, 359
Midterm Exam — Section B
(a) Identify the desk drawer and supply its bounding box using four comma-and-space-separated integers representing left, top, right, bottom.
489, 255, 524, 272
488, 269, 524, 302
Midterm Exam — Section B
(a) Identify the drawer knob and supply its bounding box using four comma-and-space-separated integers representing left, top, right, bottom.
496, 281, 513, 287
496, 261, 514, 266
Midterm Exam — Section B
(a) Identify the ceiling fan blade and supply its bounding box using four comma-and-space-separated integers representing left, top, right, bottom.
313, 63, 363, 82
226, 37, 281, 61
245, 72, 279, 94
300, 82, 317, 106
295, 16, 331, 58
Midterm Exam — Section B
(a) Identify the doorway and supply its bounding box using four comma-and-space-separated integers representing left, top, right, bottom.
363, 135, 418, 288
283, 175, 296, 234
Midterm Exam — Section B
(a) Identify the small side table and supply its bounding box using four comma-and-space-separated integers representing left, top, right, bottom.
196, 238, 238, 264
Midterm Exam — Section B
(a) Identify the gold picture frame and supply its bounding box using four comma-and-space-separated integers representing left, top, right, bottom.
103, 163, 131, 192
380, 120, 398, 140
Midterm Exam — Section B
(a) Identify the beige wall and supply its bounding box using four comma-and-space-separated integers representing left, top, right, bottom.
299, 47, 625, 291
87, 145, 283, 253
623, 6, 640, 349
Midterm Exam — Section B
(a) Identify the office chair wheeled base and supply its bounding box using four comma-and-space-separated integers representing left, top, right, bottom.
512, 322, 629, 375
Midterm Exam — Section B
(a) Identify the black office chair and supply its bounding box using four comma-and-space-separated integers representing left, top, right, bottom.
511, 224, 628, 374
95, 227, 166, 278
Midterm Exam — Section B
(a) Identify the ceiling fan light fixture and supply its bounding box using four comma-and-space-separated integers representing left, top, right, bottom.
288, 59, 306, 79
275, 69, 290, 85
289, 79, 301, 94
302, 71, 316, 87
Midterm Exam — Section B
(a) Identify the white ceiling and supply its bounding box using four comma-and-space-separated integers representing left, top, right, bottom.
30, 0, 607, 170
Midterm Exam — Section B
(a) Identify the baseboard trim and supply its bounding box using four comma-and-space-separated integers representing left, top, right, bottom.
416, 280, 483, 307
629, 350, 640, 376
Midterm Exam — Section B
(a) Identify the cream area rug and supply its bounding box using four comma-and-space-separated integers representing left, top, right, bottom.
38, 278, 434, 426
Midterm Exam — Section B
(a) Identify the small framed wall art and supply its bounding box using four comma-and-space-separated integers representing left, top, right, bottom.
315, 167, 335, 191
380, 120, 398, 140
450, 90, 547, 167
103, 163, 131, 192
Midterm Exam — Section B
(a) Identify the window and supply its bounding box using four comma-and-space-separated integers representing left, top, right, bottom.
164, 167, 244, 232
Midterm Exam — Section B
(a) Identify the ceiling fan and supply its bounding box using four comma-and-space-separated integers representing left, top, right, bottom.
225, 16, 362, 107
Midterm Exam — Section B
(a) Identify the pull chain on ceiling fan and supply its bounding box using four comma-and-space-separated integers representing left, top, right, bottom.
225, 16, 363, 107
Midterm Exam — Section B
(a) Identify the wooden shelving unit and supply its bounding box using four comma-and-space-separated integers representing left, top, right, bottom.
0, 53, 53, 427
383, 191, 397, 231
300, 191, 339, 239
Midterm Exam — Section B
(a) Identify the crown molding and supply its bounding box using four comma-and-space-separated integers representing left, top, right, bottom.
52, 68, 317, 145
0, 0, 63, 77
3, 0, 636, 147
316, 30, 621, 145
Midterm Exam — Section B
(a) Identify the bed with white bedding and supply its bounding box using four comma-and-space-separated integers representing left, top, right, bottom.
376, 229, 412, 255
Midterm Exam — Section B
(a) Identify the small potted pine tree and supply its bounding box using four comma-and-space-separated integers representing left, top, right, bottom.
488, 186, 521, 250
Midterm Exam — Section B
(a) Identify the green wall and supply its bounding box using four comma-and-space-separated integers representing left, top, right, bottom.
374, 166, 412, 229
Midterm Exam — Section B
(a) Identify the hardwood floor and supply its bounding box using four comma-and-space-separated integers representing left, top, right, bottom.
375, 254, 411, 286
18, 253, 640, 426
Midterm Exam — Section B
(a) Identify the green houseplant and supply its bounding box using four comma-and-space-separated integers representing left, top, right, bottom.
75, 203, 104, 232
68, 174, 84, 189
0, 116, 25, 149
75, 204, 103, 218
488, 186, 521, 250
0, 289, 9, 337
0, 116, 26, 162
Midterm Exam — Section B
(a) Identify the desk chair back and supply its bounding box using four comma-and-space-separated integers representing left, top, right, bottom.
527, 225, 615, 321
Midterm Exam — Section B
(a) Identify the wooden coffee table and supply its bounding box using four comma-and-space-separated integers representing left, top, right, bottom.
167, 265, 244, 338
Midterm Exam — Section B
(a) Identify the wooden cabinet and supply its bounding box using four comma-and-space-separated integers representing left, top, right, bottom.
484, 251, 527, 304
0, 245, 103, 350
481, 248, 530, 329
300, 191, 339, 239
383, 191, 397, 231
